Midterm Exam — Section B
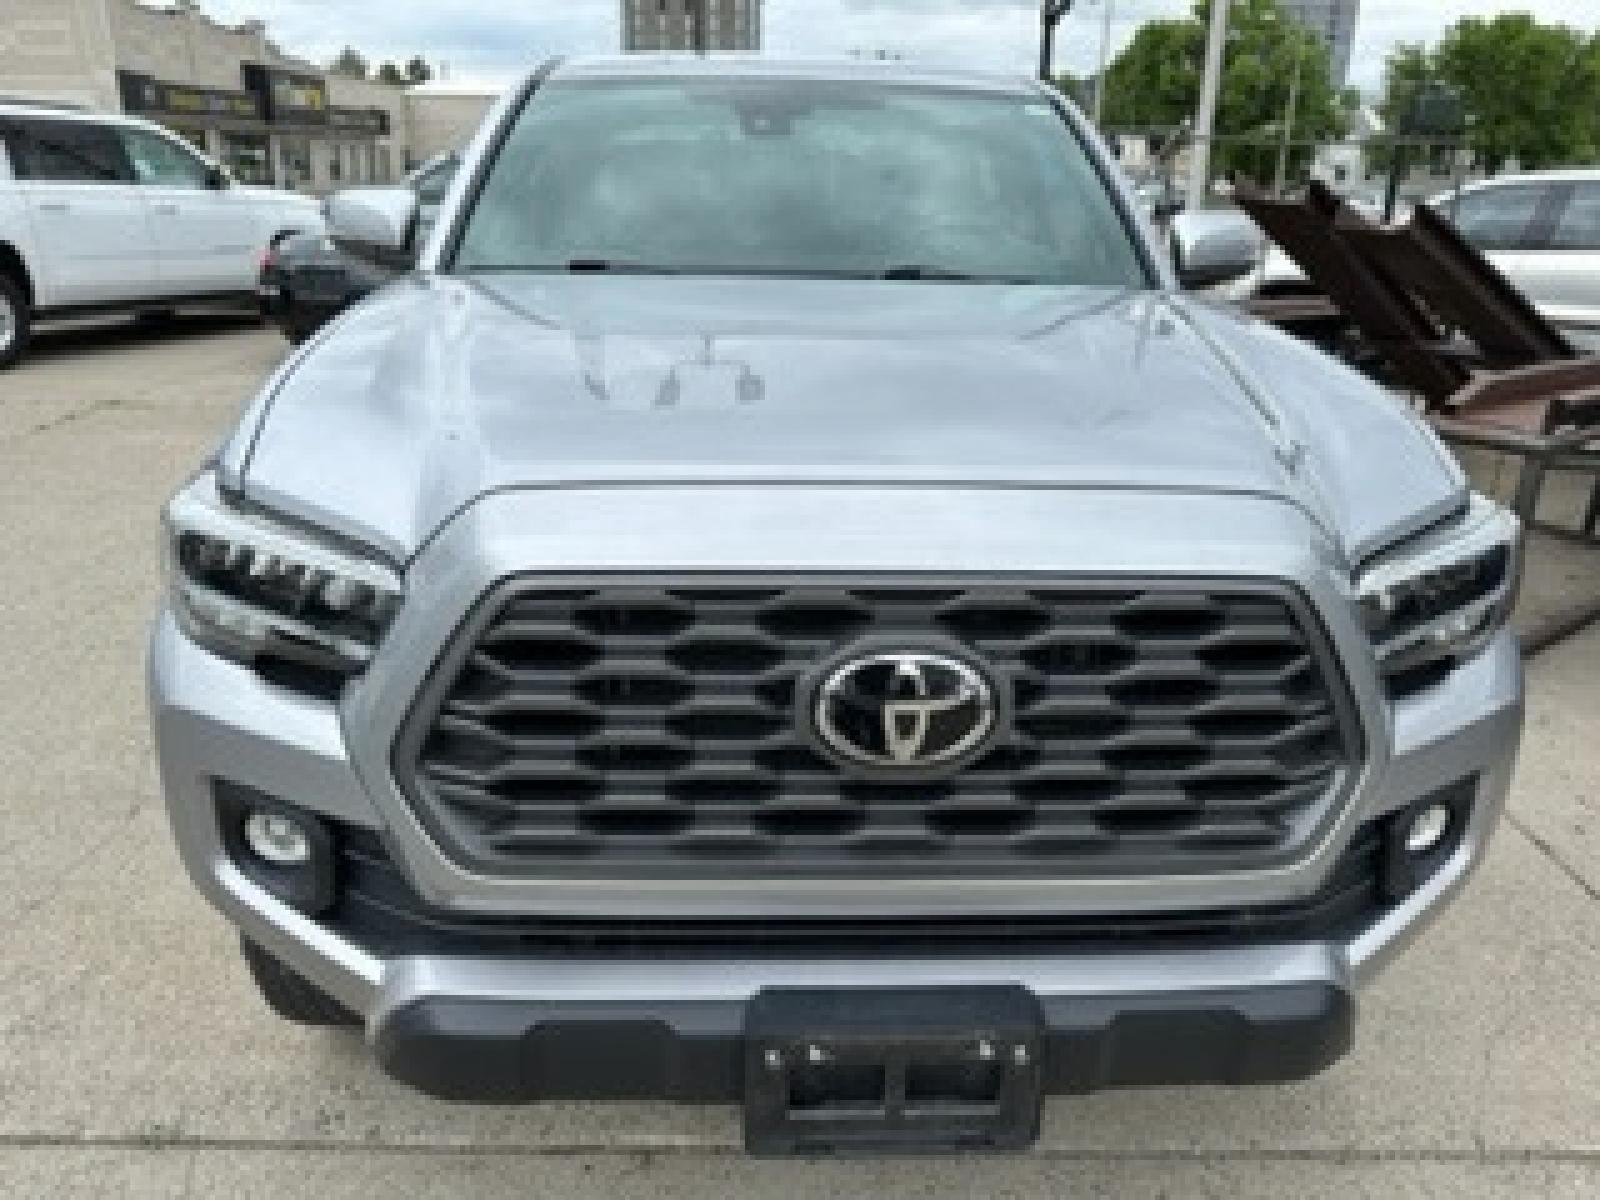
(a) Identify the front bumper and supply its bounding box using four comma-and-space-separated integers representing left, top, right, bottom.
373, 965, 1351, 1105
149, 596, 1522, 1103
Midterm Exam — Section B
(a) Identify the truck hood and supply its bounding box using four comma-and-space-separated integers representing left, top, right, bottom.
232, 274, 1463, 564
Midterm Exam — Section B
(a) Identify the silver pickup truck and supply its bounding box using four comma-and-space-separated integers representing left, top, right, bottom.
148, 57, 1524, 1156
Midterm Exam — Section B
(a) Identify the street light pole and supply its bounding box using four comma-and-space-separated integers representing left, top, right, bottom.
1093, 0, 1116, 127
1039, 1, 1074, 83
1186, 0, 1231, 211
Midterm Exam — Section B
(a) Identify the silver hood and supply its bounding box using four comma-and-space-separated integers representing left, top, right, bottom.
228, 274, 1464, 565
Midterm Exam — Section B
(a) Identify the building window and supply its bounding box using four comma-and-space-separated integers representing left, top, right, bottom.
169, 125, 209, 153
220, 131, 272, 185
278, 135, 312, 188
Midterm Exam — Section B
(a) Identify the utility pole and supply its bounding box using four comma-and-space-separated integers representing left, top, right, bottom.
1186, 0, 1231, 211
1092, 0, 1116, 127
1273, 37, 1305, 197
1039, 1, 1074, 83
689, 0, 710, 54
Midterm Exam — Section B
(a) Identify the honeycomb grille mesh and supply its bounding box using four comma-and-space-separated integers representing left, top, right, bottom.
396, 581, 1354, 877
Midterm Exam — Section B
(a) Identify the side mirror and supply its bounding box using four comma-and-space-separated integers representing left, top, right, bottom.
1168, 211, 1260, 290
326, 187, 421, 270
204, 164, 230, 190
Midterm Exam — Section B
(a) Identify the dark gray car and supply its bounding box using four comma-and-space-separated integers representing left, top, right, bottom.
149, 58, 1523, 1156
258, 154, 459, 342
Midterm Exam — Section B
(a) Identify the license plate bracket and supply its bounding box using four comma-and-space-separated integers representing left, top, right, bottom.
743, 986, 1043, 1156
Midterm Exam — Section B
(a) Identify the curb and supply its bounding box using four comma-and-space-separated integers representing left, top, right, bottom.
1520, 603, 1600, 659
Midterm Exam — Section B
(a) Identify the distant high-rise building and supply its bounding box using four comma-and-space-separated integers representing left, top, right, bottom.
621, 0, 762, 53
1280, 0, 1360, 87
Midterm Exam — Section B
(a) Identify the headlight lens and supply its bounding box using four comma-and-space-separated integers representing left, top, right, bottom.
1357, 494, 1522, 679
164, 471, 401, 675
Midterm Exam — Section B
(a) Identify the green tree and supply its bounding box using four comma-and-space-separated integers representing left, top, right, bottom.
376, 61, 405, 86
1368, 41, 1439, 174
1049, 72, 1086, 108
1376, 42, 1435, 127
1099, 18, 1202, 130
328, 46, 369, 80
1099, 0, 1345, 182
1434, 15, 1600, 171
1375, 18, 1600, 174
404, 57, 434, 85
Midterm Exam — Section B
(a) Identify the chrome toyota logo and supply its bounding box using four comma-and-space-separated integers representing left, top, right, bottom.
812, 651, 999, 771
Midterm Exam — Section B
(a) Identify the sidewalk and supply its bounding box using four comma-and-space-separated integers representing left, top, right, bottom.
1460, 445, 1600, 651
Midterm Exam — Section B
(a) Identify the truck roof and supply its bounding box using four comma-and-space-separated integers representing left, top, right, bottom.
548, 55, 1041, 96
0, 100, 170, 136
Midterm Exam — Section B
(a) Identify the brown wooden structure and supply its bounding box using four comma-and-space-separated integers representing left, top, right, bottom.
1235, 180, 1600, 539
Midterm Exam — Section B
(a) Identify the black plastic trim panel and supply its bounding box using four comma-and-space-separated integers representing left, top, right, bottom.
372, 981, 1354, 1106
326, 819, 1390, 960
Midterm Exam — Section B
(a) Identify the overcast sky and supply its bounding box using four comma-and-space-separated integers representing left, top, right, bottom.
192, 0, 1600, 95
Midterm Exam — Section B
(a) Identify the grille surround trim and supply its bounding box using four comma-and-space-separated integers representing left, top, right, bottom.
390, 574, 1365, 884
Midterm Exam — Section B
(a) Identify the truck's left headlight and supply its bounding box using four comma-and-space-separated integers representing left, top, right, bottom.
1357, 494, 1522, 680
164, 471, 401, 675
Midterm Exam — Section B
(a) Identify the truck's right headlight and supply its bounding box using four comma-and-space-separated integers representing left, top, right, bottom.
164, 471, 401, 675
1357, 494, 1522, 680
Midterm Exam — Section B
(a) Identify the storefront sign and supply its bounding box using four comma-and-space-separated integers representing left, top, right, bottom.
329, 106, 391, 136
116, 71, 262, 123
242, 64, 330, 126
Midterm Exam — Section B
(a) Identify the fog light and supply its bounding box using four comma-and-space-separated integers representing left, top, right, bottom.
1405, 804, 1451, 855
243, 811, 313, 866
215, 782, 337, 914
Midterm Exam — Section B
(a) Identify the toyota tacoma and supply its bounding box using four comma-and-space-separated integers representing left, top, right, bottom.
149, 58, 1524, 1156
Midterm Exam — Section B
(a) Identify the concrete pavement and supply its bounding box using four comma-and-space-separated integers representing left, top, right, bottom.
0, 317, 1595, 1197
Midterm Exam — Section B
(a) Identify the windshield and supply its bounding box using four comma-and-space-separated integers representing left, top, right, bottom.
452, 77, 1149, 286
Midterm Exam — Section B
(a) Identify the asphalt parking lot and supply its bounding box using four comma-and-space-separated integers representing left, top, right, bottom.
0, 316, 1596, 1198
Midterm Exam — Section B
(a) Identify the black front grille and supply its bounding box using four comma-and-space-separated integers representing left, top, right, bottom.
328, 821, 1389, 959
394, 580, 1357, 878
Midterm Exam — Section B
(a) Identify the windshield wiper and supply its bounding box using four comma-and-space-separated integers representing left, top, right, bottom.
562, 258, 686, 275
464, 261, 1056, 282
459, 260, 688, 275
877, 264, 1045, 283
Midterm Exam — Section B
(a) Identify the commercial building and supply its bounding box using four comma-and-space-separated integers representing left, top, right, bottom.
406, 79, 503, 165
1280, 0, 1360, 88
0, 0, 497, 190
621, 0, 762, 53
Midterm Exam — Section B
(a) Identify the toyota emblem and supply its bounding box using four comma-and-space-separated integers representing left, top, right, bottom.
811, 651, 1000, 773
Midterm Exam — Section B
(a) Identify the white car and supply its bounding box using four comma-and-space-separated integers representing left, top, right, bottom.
0, 101, 324, 367
1226, 170, 1600, 353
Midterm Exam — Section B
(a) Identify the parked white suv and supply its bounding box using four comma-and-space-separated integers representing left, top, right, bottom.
0, 101, 324, 367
